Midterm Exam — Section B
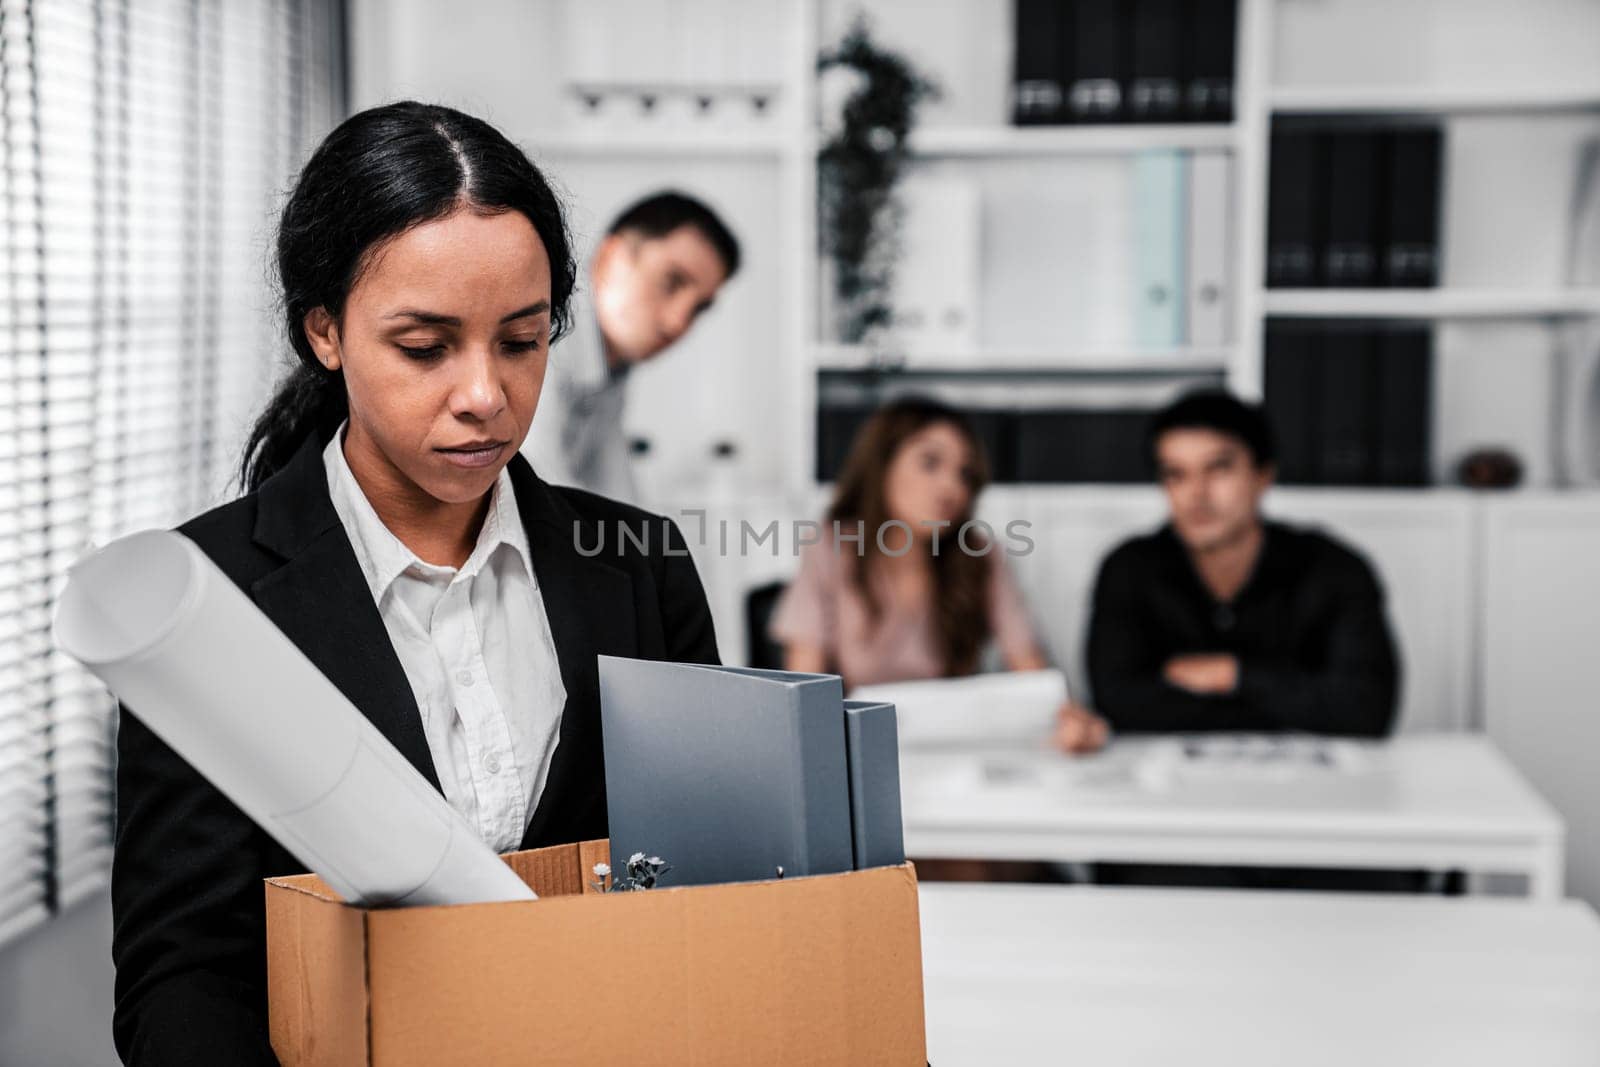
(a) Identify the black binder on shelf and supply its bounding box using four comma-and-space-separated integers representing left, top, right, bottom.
1373, 327, 1433, 486
1012, 0, 1068, 125
815, 401, 1015, 483
968, 409, 1017, 483
816, 404, 873, 482
1383, 126, 1444, 288
1322, 130, 1382, 287
1013, 409, 1148, 482
1014, 410, 1082, 481
1067, 0, 1123, 122
1128, 0, 1183, 122
1267, 128, 1321, 287
1183, 0, 1237, 122
1263, 323, 1322, 484
1317, 327, 1377, 484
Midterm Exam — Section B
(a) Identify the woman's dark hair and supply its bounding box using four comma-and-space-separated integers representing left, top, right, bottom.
827, 396, 993, 678
1145, 388, 1277, 470
239, 101, 577, 491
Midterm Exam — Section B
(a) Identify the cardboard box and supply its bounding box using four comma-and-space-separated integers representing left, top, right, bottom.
265, 840, 927, 1065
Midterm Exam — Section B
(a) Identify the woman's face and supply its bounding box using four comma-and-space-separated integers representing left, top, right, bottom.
882, 421, 978, 538
304, 207, 552, 508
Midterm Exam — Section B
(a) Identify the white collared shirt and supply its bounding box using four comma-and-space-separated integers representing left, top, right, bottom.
323, 426, 567, 852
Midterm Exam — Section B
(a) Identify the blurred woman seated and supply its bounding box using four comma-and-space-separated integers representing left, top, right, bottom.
771, 397, 1108, 752
772, 397, 1104, 882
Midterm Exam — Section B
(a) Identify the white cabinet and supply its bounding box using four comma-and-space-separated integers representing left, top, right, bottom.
1270, 489, 1477, 733
976, 486, 1167, 701
1483, 493, 1600, 907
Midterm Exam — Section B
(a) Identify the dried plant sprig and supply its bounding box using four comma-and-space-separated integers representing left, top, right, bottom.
590, 854, 673, 893
817, 17, 938, 345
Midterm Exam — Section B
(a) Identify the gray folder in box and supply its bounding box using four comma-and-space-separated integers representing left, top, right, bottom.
843, 699, 905, 868
598, 657, 854, 887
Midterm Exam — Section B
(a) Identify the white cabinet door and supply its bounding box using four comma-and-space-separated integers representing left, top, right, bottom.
977, 486, 1167, 701
1483, 493, 1600, 907
1269, 489, 1477, 734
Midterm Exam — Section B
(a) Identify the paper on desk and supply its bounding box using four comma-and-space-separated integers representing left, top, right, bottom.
53, 530, 535, 908
1132, 733, 1375, 790
850, 669, 1067, 746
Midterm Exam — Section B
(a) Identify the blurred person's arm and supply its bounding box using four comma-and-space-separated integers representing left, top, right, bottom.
1232, 554, 1399, 738
769, 538, 836, 678
1086, 548, 1270, 733
989, 555, 1108, 753
783, 642, 830, 674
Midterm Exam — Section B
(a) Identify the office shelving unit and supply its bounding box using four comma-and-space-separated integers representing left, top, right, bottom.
813, 342, 1234, 372
907, 124, 1240, 156
1242, 0, 1600, 487
1260, 289, 1600, 320
794, 1, 1268, 494
518, 129, 791, 157
790, 0, 1600, 493
1268, 85, 1600, 116
348, 0, 1600, 496
796, 0, 1272, 491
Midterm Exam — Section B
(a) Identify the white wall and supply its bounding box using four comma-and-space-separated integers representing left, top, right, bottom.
0, 891, 118, 1066
1269, 0, 1600, 91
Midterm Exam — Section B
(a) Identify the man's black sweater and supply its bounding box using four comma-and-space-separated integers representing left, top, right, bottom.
1086, 520, 1399, 737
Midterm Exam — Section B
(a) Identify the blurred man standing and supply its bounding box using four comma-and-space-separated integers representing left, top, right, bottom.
524, 191, 740, 503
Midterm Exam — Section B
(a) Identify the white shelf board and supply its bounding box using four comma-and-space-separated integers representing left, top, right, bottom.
983, 483, 1480, 506
1262, 289, 1600, 320
1270, 85, 1600, 115
520, 128, 788, 158
811, 342, 1233, 372
906, 123, 1238, 158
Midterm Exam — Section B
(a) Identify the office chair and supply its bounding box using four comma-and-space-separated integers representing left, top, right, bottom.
744, 580, 788, 669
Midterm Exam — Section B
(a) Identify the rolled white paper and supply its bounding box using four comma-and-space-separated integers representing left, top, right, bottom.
53, 529, 535, 907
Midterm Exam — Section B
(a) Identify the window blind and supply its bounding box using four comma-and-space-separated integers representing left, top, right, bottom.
0, 0, 343, 947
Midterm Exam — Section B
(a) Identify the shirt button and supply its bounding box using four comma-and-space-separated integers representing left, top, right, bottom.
483, 752, 501, 775
457, 670, 474, 687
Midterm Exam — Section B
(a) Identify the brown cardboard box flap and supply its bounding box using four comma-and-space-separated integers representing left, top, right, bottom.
265, 871, 370, 1065
266, 840, 926, 1065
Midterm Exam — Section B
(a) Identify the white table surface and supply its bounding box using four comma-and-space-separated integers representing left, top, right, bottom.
919, 883, 1600, 1065
900, 733, 1568, 898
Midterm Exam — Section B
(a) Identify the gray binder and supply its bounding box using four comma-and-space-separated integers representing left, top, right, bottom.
598, 657, 854, 887
843, 699, 906, 869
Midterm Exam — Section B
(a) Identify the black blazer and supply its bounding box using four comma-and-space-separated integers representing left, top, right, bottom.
110, 432, 719, 1065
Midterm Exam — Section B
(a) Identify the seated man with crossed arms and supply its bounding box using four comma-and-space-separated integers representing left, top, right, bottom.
1066, 389, 1400, 745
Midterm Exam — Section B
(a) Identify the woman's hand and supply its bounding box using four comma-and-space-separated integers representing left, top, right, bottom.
1053, 701, 1109, 754
782, 641, 829, 676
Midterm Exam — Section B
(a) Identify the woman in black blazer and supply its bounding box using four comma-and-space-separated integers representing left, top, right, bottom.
110, 102, 718, 1065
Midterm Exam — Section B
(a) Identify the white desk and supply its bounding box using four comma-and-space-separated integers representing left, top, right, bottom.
901, 734, 1567, 899
919, 884, 1600, 1065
